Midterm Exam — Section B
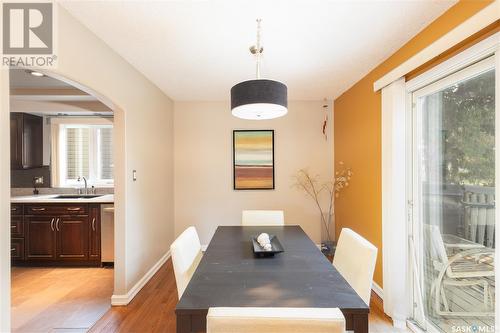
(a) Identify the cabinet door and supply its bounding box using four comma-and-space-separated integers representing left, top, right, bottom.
11, 215, 24, 237
11, 204, 23, 216
25, 216, 57, 260
10, 113, 23, 169
22, 114, 43, 169
11, 238, 25, 261
56, 216, 89, 261
89, 205, 101, 261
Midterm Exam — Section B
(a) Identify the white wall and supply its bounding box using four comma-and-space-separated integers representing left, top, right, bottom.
0, 7, 175, 327
52, 5, 175, 295
174, 101, 333, 245
0, 69, 11, 332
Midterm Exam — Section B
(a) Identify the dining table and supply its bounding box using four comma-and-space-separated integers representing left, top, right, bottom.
175, 225, 369, 333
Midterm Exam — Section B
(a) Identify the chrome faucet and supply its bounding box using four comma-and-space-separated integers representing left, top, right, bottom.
77, 176, 88, 195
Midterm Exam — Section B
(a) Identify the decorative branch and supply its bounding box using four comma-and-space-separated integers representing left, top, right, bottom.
293, 162, 352, 244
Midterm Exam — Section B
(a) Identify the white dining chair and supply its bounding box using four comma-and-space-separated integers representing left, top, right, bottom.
241, 210, 284, 226
170, 226, 203, 299
207, 307, 345, 333
333, 228, 378, 305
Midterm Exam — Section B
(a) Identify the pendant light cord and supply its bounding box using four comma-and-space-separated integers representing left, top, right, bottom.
255, 18, 262, 79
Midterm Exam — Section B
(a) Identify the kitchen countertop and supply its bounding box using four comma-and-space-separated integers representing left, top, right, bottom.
11, 194, 114, 204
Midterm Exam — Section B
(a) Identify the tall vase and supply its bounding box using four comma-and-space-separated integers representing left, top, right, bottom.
320, 213, 335, 258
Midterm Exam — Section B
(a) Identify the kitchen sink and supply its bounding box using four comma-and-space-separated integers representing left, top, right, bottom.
54, 194, 103, 199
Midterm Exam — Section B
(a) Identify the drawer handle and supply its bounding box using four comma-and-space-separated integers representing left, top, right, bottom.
31, 208, 46, 211
67, 207, 81, 211
11, 208, 17, 211
11, 248, 15, 251
11, 225, 16, 229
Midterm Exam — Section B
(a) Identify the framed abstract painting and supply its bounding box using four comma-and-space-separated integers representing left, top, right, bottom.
233, 130, 274, 190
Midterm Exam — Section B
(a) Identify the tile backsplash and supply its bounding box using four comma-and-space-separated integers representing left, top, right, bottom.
11, 187, 114, 197
11, 166, 51, 188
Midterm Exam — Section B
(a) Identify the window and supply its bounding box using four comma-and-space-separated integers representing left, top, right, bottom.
411, 57, 495, 332
58, 124, 113, 187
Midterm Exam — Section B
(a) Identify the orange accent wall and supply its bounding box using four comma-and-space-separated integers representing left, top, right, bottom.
333, 0, 494, 288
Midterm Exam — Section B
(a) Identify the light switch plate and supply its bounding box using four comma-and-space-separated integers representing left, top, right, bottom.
132, 170, 137, 181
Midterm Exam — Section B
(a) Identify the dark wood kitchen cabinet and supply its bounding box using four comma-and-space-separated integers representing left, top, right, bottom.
89, 204, 101, 261
11, 238, 25, 261
12, 203, 102, 266
56, 216, 89, 261
11, 204, 25, 263
10, 113, 44, 170
25, 215, 57, 260
10, 215, 24, 237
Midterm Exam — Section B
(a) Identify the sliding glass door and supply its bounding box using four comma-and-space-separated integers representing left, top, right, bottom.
412, 56, 496, 332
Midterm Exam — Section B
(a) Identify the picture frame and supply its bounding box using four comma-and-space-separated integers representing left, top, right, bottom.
233, 130, 275, 190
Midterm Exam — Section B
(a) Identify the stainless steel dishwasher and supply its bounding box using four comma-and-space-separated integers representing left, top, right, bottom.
101, 204, 114, 265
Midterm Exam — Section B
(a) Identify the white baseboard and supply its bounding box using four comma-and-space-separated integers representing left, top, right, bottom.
393, 319, 408, 330
111, 250, 171, 306
371, 282, 409, 330
407, 320, 423, 333
372, 281, 383, 300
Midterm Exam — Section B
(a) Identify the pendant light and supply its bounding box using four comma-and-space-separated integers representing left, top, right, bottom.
231, 19, 288, 120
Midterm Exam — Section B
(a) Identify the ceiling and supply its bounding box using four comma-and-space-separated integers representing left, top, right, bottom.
10, 68, 73, 89
60, 0, 456, 101
10, 69, 112, 116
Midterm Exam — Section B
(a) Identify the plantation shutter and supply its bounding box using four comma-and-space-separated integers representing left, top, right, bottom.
98, 127, 113, 180
66, 127, 90, 180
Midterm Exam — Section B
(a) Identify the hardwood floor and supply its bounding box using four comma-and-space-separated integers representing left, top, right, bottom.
89, 260, 178, 333
11, 266, 113, 333
369, 306, 409, 333
90, 259, 409, 333
11, 260, 408, 333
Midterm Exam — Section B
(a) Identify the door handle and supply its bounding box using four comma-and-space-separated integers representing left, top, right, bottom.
50, 218, 55, 231
56, 218, 60, 231
92, 218, 96, 231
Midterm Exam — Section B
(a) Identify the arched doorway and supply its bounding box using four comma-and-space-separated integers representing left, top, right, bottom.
5, 67, 126, 332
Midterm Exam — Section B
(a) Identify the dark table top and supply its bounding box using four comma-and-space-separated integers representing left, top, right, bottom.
176, 225, 368, 313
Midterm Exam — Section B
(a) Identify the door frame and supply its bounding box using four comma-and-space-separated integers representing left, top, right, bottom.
0, 68, 126, 331
0, 69, 11, 332
404, 33, 499, 332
